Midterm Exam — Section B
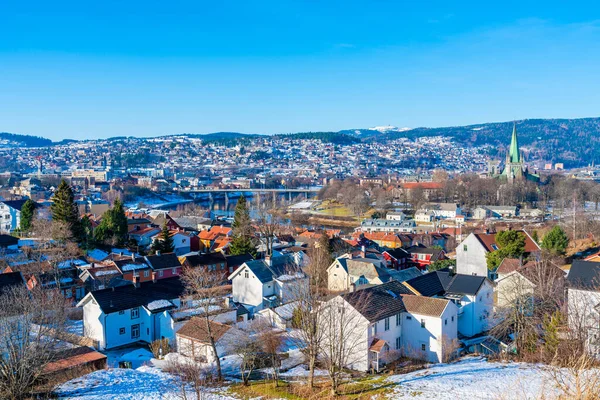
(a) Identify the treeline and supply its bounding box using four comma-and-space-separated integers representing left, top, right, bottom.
275, 131, 361, 144
0, 132, 53, 147
385, 118, 600, 167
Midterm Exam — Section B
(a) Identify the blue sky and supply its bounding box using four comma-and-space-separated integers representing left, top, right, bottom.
1, 1, 600, 140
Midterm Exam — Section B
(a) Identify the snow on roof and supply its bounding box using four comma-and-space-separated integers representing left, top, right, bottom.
146, 299, 174, 311
94, 269, 120, 277
58, 259, 89, 269
276, 272, 305, 282
87, 249, 109, 261
120, 263, 148, 272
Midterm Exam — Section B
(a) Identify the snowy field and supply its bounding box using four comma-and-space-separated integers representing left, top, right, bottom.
387, 357, 557, 399
55, 355, 566, 399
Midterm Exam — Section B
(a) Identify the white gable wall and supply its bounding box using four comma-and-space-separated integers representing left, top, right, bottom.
231, 266, 265, 310
456, 234, 488, 277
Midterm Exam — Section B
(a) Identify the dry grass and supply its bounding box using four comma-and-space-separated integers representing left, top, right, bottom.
227, 376, 393, 400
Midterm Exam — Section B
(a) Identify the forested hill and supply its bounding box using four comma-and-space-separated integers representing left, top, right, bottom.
385, 118, 600, 165
0, 132, 53, 147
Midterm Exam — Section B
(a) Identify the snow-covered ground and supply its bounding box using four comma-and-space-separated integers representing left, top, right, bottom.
387, 357, 557, 399
55, 366, 236, 400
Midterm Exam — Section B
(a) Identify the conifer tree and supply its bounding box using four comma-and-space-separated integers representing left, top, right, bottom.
94, 198, 129, 245
153, 223, 174, 254
230, 195, 256, 256
50, 179, 83, 241
541, 225, 569, 256
19, 199, 36, 232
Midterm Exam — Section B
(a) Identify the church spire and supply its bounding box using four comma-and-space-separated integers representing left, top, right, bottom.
509, 122, 520, 163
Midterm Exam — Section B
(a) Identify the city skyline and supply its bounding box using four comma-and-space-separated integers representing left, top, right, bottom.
2, 1, 600, 140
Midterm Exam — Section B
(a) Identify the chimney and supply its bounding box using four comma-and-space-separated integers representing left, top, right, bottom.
156, 250, 161, 256
265, 254, 272, 266
131, 253, 135, 262
119, 251, 124, 257
449, 265, 456, 276
361, 245, 366, 258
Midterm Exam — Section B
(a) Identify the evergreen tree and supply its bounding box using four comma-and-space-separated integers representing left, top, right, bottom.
94, 198, 129, 245
486, 230, 526, 271
230, 195, 256, 256
50, 179, 83, 241
541, 225, 569, 256
153, 223, 174, 254
19, 199, 36, 232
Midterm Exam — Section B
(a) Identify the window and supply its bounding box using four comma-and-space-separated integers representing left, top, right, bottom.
373, 323, 377, 335
143, 270, 149, 278
172, 268, 177, 274
396, 337, 401, 350
384, 318, 390, 331
131, 307, 139, 319
244, 270, 249, 278
131, 324, 140, 339
451, 316, 455, 322
221, 263, 225, 270
445, 318, 448, 325
158, 270, 164, 277
119, 327, 125, 335
396, 313, 401, 326
421, 344, 426, 351
421, 319, 426, 328
463, 245, 468, 252
406, 315, 412, 320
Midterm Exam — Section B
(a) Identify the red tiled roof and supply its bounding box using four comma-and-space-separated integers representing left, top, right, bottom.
369, 338, 387, 353
474, 230, 540, 253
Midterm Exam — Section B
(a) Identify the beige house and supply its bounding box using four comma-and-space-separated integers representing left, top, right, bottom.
176, 318, 243, 363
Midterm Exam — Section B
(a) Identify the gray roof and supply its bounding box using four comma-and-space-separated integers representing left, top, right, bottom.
341, 281, 412, 322
242, 255, 296, 283
567, 260, 600, 290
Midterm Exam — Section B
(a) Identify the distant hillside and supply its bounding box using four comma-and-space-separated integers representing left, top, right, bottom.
277, 131, 361, 144
184, 132, 256, 140
0, 132, 53, 147
383, 117, 600, 167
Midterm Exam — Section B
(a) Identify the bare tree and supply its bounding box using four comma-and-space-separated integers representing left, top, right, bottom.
0, 285, 70, 399
255, 198, 281, 257
320, 291, 372, 395
164, 358, 216, 400
181, 266, 229, 381
230, 333, 263, 386
253, 320, 284, 386
493, 256, 565, 357
286, 274, 328, 389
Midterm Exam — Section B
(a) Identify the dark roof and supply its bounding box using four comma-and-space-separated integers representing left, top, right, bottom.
0, 271, 26, 295
0, 234, 19, 248
445, 275, 487, 296
241, 255, 295, 283
2, 200, 28, 211
145, 253, 182, 270
85, 277, 185, 313
127, 218, 151, 225
341, 280, 412, 322
405, 269, 488, 297
383, 248, 411, 260
404, 270, 452, 296
406, 246, 445, 261
225, 253, 254, 269
185, 252, 227, 267
567, 260, 600, 290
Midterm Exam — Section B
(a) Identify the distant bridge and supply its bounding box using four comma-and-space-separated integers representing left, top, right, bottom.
181, 188, 320, 193
178, 187, 320, 208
